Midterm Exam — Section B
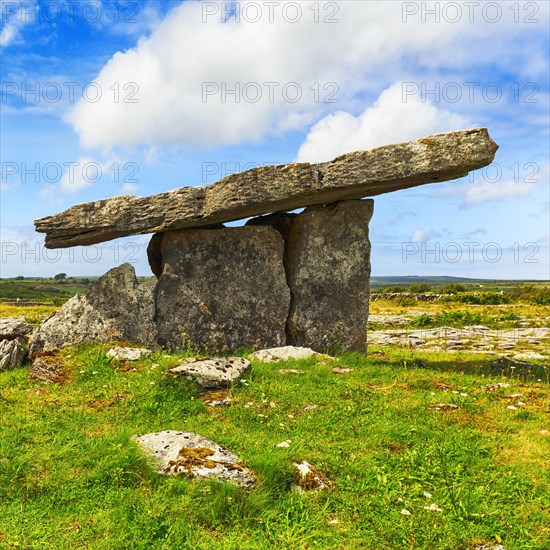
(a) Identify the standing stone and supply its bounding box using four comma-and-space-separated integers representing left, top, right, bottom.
286, 200, 373, 352
0, 338, 27, 370
29, 264, 156, 354
155, 226, 290, 353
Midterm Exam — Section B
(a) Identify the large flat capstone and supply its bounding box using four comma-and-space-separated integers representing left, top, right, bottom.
35, 129, 497, 248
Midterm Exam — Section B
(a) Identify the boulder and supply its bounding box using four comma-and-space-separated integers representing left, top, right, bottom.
0, 338, 26, 370
29, 264, 156, 354
133, 430, 255, 487
250, 346, 327, 363
155, 226, 290, 353
106, 347, 152, 361
35, 129, 498, 248
168, 357, 251, 388
0, 317, 33, 340
286, 200, 373, 352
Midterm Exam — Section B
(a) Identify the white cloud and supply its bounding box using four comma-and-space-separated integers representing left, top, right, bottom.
441, 164, 549, 205
295, 82, 470, 162
65, 0, 549, 152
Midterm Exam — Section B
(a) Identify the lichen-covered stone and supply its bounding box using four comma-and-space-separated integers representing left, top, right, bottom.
155, 226, 290, 353
35, 129, 498, 248
133, 430, 255, 487
0, 338, 26, 370
29, 264, 156, 354
106, 347, 152, 361
168, 357, 250, 388
286, 200, 373, 352
250, 346, 328, 363
0, 317, 33, 340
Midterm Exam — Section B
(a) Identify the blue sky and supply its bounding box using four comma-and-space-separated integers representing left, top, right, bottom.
1, 0, 549, 279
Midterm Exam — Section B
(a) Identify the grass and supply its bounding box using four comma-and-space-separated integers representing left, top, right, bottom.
1, 345, 548, 549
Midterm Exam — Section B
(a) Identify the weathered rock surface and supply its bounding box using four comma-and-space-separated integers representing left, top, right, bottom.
250, 346, 328, 363
155, 226, 290, 353
286, 200, 373, 352
0, 317, 33, 340
133, 430, 255, 487
168, 357, 251, 388
106, 347, 152, 361
293, 461, 332, 490
29, 264, 156, 354
36, 129, 498, 248
0, 338, 26, 370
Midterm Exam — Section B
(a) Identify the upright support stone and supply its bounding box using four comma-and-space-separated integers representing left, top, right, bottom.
285, 200, 373, 352
155, 226, 290, 353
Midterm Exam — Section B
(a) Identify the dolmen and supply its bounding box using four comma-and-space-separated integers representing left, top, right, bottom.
31, 128, 498, 355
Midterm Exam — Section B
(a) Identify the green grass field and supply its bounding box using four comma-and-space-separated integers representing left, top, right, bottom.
1, 344, 548, 549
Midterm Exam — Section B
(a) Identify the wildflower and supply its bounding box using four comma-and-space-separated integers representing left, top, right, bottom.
507, 405, 517, 410
276, 440, 291, 448
400, 509, 411, 515
460, 393, 468, 397
424, 503, 442, 512
328, 519, 339, 525
92, 371, 98, 375
423, 491, 433, 499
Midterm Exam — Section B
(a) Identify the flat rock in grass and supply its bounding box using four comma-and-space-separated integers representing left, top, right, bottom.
429, 403, 460, 411
0, 317, 33, 340
168, 357, 250, 388
0, 338, 27, 370
133, 430, 255, 488
250, 346, 329, 363
332, 367, 354, 374
293, 461, 332, 490
488, 357, 541, 373
106, 347, 152, 361
279, 369, 306, 375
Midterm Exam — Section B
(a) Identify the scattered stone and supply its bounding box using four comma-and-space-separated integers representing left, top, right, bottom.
133, 430, 255, 487
332, 367, 354, 374
428, 403, 460, 411
286, 200, 373, 352
106, 347, 152, 361
0, 317, 33, 340
0, 338, 26, 370
29, 357, 66, 385
513, 352, 546, 361
473, 544, 507, 550
304, 404, 319, 411
250, 346, 328, 363
505, 394, 523, 399
168, 357, 251, 388
293, 461, 332, 490
155, 226, 290, 353
29, 264, 156, 354
35, 129, 498, 248
483, 382, 510, 391
203, 389, 232, 407
279, 369, 306, 375
488, 357, 539, 373
276, 440, 291, 448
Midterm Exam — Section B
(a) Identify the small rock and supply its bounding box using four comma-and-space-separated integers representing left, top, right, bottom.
304, 404, 319, 411
276, 440, 291, 448
293, 461, 332, 490
483, 382, 510, 391
279, 369, 306, 375
0, 337, 27, 370
0, 317, 33, 340
428, 403, 460, 411
168, 357, 251, 388
133, 430, 255, 488
332, 367, 354, 374
106, 347, 152, 361
250, 346, 331, 363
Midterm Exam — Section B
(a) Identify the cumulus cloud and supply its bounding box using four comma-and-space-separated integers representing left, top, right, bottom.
441, 164, 549, 205
295, 82, 470, 162
65, 0, 549, 152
